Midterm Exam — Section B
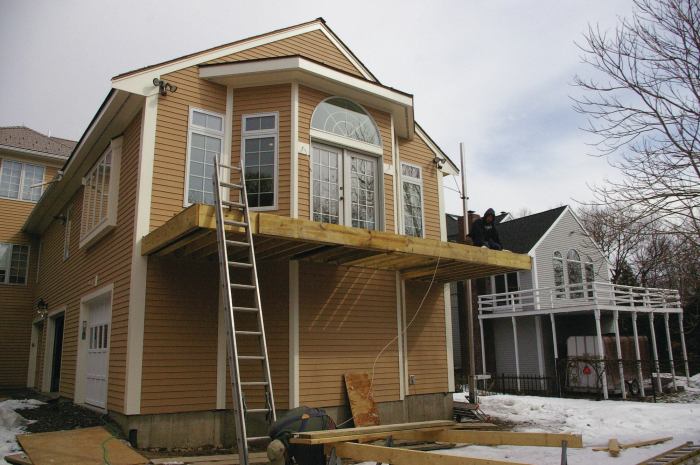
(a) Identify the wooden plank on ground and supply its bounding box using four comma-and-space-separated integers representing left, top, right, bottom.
292, 420, 454, 439
344, 372, 380, 427
17, 426, 148, 465
291, 425, 457, 445
331, 442, 531, 465
150, 452, 268, 464
392, 430, 584, 448
608, 438, 621, 457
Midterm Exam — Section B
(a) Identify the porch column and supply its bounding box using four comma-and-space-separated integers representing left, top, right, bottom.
479, 317, 487, 390
594, 309, 609, 400
679, 313, 690, 383
550, 313, 560, 397
649, 312, 663, 393
631, 312, 645, 397
663, 313, 677, 391
613, 311, 626, 399
511, 316, 521, 392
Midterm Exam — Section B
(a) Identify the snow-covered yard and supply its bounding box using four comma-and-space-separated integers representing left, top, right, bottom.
440, 375, 700, 465
0, 399, 42, 465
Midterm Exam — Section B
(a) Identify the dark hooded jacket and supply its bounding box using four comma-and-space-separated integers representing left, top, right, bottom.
469, 208, 501, 248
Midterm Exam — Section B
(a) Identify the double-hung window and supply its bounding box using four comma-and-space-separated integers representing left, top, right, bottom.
187, 108, 224, 205
0, 159, 45, 202
80, 138, 122, 248
242, 113, 277, 209
401, 163, 424, 237
0, 243, 29, 285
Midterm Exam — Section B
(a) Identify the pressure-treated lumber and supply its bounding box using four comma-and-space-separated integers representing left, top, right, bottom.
149, 452, 268, 464
291, 425, 457, 445
391, 430, 584, 448
293, 420, 455, 439
608, 438, 621, 457
331, 442, 531, 465
593, 436, 672, 453
141, 204, 531, 282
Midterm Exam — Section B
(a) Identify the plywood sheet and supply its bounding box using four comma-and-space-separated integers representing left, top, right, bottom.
344, 372, 380, 427
17, 427, 148, 465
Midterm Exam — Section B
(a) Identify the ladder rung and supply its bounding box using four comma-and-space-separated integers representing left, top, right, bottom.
226, 239, 249, 247
223, 200, 246, 209
247, 436, 270, 442
229, 261, 253, 269
231, 283, 256, 290
238, 355, 265, 360
225, 219, 248, 228
246, 408, 271, 414
232, 306, 258, 312
240, 381, 269, 386
220, 181, 243, 190
218, 163, 241, 171
235, 330, 262, 336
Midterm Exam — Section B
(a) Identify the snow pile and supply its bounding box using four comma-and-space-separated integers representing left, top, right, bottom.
0, 399, 42, 465
439, 392, 700, 465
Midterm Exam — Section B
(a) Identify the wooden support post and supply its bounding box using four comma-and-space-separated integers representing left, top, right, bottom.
479, 316, 487, 391
663, 313, 677, 391
550, 313, 561, 396
679, 313, 690, 384
594, 309, 609, 400
631, 312, 645, 397
649, 312, 663, 393
332, 442, 531, 465
511, 316, 521, 392
613, 311, 626, 399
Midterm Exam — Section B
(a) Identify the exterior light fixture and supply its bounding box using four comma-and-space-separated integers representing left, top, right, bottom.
35, 298, 49, 319
433, 156, 445, 170
152, 78, 178, 96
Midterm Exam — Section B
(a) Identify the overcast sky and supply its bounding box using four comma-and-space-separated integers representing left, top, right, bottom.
0, 0, 635, 217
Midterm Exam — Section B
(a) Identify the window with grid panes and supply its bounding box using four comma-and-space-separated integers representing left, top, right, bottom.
187, 109, 224, 205
242, 114, 277, 208
0, 159, 45, 202
401, 163, 424, 237
0, 243, 29, 285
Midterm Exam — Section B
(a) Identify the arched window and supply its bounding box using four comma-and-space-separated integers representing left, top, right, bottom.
567, 249, 583, 298
553, 251, 565, 298
311, 97, 381, 146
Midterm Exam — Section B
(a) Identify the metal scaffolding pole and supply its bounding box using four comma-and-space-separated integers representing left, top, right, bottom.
631, 312, 645, 397
550, 313, 561, 397
594, 309, 609, 400
663, 313, 677, 391
649, 312, 663, 393
679, 313, 690, 384
613, 310, 626, 399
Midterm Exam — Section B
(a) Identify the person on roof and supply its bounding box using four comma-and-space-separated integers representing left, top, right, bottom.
469, 208, 502, 250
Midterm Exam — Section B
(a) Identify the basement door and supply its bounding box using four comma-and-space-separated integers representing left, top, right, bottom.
85, 294, 111, 408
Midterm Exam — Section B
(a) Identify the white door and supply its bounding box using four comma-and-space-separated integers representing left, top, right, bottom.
85, 294, 111, 408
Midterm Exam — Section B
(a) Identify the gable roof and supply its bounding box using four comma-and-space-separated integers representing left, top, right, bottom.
496, 206, 567, 254
0, 126, 75, 159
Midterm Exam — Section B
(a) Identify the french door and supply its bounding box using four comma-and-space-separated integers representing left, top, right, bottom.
311, 143, 378, 230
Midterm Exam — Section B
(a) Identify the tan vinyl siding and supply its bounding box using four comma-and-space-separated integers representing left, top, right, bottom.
404, 282, 448, 395
298, 262, 400, 406
141, 260, 288, 414
232, 85, 291, 216
0, 162, 58, 387
397, 137, 442, 240
34, 321, 45, 389
297, 85, 394, 230
32, 115, 141, 412
150, 68, 227, 230
206, 30, 365, 78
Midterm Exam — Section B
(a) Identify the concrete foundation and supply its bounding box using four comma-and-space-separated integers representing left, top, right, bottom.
111, 392, 454, 449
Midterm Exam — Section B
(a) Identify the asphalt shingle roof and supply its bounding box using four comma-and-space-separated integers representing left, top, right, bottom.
0, 126, 75, 158
496, 206, 567, 253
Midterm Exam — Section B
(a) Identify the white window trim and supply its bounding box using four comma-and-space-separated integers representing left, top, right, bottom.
0, 157, 46, 203
184, 106, 225, 208
241, 111, 279, 212
309, 141, 383, 230
310, 128, 383, 156
63, 205, 72, 261
79, 138, 122, 249
0, 242, 30, 286
399, 162, 425, 238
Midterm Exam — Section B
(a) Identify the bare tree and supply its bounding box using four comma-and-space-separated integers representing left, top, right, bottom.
573, 0, 700, 247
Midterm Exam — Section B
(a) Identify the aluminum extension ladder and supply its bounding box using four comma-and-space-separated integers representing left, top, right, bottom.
212, 156, 277, 465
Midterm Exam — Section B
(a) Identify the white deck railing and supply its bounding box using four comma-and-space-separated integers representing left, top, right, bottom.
478, 281, 681, 316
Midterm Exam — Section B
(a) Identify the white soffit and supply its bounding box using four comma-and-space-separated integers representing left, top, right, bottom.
199, 56, 414, 138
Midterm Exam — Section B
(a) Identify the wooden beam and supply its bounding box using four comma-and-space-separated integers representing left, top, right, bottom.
290, 426, 456, 446
392, 430, 583, 448
293, 420, 455, 439
141, 204, 201, 255
331, 442, 531, 465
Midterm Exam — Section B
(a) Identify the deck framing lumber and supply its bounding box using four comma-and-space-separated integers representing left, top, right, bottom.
390, 430, 584, 448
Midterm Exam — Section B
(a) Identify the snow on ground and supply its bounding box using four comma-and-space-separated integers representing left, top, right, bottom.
0, 399, 43, 465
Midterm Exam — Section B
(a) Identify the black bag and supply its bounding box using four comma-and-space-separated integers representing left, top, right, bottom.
269, 406, 336, 465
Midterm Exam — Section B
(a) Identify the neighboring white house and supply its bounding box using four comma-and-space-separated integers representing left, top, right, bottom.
449, 206, 687, 399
